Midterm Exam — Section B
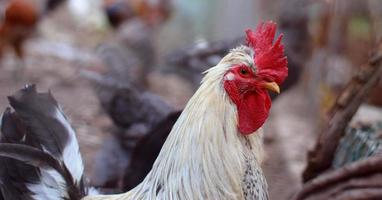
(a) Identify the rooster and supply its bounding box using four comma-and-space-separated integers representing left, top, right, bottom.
0, 21, 287, 200
85, 21, 288, 200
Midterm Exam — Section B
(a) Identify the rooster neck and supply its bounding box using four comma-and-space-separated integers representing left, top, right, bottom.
129, 67, 267, 199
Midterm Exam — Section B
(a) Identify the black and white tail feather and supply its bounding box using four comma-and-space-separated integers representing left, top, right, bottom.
0, 84, 88, 200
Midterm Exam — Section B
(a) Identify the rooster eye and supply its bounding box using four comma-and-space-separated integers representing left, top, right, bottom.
240, 68, 249, 75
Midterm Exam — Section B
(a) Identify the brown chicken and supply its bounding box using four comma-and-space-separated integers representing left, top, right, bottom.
0, 0, 65, 72
0, 0, 39, 63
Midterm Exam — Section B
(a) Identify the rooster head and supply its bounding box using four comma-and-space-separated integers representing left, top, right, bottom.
221, 22, 288, 135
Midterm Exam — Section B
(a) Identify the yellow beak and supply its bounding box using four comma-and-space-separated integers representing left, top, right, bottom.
263, 82, 280, 94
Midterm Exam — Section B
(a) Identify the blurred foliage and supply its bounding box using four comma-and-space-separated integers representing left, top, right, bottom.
348, 16, 372, 40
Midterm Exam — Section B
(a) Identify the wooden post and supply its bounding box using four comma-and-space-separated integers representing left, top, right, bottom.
302, 43, 382, 182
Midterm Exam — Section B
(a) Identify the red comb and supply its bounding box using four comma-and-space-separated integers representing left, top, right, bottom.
245, 22, 288, 85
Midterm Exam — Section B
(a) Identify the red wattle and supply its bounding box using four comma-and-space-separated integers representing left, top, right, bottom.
237, 91, 270, 135
224, 80, 271, 135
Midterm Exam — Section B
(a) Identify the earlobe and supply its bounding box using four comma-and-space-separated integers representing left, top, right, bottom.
224, 72, 235, 81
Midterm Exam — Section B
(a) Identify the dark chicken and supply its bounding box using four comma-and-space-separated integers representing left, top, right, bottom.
83, 68, 180, 189
100, 0, 172, 86
122, 110, 181, 191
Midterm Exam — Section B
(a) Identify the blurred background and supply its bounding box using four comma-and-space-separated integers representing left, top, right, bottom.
0, 0, 381, 199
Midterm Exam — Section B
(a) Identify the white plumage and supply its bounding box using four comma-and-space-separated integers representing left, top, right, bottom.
55, 108, 84, 184
24, 107, 85, 200
27, 169, 67, 200
84, 46, 268, 200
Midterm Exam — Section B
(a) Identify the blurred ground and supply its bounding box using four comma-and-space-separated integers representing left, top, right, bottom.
263, 85, 317, 199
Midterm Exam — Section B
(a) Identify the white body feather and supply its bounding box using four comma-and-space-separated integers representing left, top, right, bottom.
26, 107, 84, 200
55, 107, 84, 183
84, 46, 267, 200
28, 169, 67, 200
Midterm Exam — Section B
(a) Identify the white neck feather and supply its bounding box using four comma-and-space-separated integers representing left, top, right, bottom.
126, 61, 265, 200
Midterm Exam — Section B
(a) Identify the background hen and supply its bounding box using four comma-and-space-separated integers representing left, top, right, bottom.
0, 0, 66, 76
